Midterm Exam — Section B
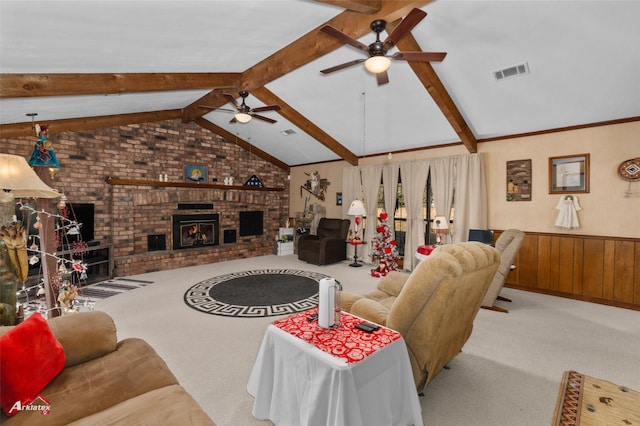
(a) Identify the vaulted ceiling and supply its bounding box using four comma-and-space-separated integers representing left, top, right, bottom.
1, 0, 639, 170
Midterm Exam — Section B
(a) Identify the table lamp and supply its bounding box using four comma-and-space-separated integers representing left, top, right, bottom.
432, 215, 450, 245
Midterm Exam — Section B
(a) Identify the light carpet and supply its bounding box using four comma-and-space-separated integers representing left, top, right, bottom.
95, 255, 640, 426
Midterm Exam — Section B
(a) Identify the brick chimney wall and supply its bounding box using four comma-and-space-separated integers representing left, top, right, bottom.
2, 119, 290, 277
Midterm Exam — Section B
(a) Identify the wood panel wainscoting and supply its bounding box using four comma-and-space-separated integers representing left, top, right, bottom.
493, 230, 640, 311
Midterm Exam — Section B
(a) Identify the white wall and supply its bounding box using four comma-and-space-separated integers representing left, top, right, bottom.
290, 120, 640, 238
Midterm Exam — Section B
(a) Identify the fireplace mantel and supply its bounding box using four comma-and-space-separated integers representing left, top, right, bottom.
105, 177, 284, 192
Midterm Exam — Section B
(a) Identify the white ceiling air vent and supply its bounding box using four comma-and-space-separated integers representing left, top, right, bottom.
281, 129, 297, 136
494, 62, 530, 82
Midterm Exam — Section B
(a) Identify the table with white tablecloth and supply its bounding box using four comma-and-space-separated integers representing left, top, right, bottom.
247, 308, 423, 426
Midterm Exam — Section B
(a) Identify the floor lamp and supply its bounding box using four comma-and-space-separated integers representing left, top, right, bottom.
347, 200, 366, 267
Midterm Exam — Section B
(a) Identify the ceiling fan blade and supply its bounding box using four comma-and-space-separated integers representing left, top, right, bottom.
383, 8, 427, 49
222, 93, 240, 110
320, 58, 366, 74
376, 70, 390, 86
320, 25, 369, 53
391, 51, 447, 62
251, 114, 277, 124
251, 105, 281, 113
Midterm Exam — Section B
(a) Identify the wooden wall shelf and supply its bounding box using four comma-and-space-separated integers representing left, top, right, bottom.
105, 177, 284, 192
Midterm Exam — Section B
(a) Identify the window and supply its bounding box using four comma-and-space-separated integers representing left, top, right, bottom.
377, 169, 455, 256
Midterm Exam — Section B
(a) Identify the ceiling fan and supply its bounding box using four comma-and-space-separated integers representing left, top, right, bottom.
201, 91, 281, 124
320, 8, 447, 85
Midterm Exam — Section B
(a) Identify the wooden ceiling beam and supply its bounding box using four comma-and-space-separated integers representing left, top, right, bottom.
251, 86, 359, 166
182, 1, 431, 122
193, 118, 290, 171
388, 21, 478, 153
0, 73, 241, 98
241, 1, 431, 91
314, 0, 382, 14
181, 1, 432, 164
0, 110, 182, 138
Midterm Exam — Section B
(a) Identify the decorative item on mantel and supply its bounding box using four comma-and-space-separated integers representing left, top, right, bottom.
244, 175, 263, 187
370, 212, 399, 277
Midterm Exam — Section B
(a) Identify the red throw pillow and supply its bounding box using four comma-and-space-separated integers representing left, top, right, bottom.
0, 312, 65, 416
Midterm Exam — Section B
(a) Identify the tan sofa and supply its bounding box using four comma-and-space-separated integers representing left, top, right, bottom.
0, 310, 215, 425
341, 242, 500, 393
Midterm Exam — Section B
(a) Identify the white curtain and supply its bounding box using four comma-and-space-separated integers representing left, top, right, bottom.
342, 165, 361, 223
453, 153, 488, 242
361, 165, 383, 262
351, 153, 487, 270
399, 160, 429, 271
382, 164, 399, 242
431, 155, 456, 217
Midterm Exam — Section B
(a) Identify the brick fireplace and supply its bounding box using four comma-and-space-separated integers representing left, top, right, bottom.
172, 213, 220, 250
1, 119, 290, 277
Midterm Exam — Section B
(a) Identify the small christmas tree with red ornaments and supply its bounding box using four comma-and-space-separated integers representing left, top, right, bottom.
370, 212, 399, 277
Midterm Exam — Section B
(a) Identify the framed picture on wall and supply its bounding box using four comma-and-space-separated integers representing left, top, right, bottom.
506, 159, 532, 201
336, 192, 343, 206
549, 154, 590, 194
184, 164, 207, 183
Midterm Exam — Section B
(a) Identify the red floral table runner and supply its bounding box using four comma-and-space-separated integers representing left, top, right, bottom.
272, 308, 401, 364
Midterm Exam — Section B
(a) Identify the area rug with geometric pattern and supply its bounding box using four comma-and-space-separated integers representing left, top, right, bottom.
552, 370, 640, 426
183, 269, 330, 318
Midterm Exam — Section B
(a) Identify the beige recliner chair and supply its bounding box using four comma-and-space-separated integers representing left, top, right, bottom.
481, 229, 525, 313
340, 242, 500, 393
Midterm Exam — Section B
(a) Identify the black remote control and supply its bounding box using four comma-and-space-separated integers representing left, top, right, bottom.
355, 322, 379, 333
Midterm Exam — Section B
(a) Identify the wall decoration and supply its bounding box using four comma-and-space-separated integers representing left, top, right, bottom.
549, 154, 590, 194
506, 159, 532, 201
336, 192, 342, 206
617, 158, 640, 182
184, 164, 207, 183
301, 171, 330, 200
554, 195, 582, 229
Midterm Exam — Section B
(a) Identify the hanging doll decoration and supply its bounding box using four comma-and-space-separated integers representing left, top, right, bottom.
28, 124, 60, 169
554, 195, 582, 229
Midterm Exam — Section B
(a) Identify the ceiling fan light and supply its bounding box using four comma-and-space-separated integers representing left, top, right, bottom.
234, 112, 252, 123
364, 56, 391, 74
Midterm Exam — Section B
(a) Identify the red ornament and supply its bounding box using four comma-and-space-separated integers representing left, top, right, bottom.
380, 212, 388, 220
355, 216, 361, 225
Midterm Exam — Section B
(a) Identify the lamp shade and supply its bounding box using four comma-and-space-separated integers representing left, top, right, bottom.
234, 112, 252, 123
364, 56, 391, 74
433, 215, 450, 231
0, 154, 60, 198
347, 199, 366, 216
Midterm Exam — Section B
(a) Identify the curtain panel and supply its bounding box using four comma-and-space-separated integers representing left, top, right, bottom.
343, 153, 486, 271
